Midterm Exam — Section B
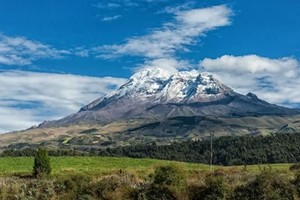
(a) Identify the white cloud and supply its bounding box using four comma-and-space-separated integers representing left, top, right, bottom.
94, 0, 168, 9
200, 55, 300, 107
0, 34, 70, 66
102, 15, 122, 21
135, 58, 192, 73
98, 5, 232, 60
72, 47, 90, 57
0, 70, 127, 133
93, 0, 139, 9
94, 2, 121, 9
123, 0, 139, 7
162, 2, 195, 14
94, 5, 232, 74
201, 55, 298, 77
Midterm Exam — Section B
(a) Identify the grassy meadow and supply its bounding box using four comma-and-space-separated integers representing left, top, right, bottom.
0, 156, 210, 177
0, 156, 293, 177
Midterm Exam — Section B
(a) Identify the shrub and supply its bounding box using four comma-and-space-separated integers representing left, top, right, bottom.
293, 171, 300, 197
133, 164, 188, 200
62, 174, 92, 199
232, 170, 294, 200
90, 176, 133, 200
152, 164, 186, 188
17, 180, 55, 200
33, 149, 51, 178
188, 176, 228, 200
130, 185, 177, 200
290, 163, 300, 171
89, 171, 137, 200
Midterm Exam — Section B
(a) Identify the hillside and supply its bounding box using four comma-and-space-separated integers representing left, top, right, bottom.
1, 115, 300, 150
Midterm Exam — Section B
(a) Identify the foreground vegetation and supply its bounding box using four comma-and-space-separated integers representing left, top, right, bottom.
2, 133, 300, 199
0, 156, 300, 199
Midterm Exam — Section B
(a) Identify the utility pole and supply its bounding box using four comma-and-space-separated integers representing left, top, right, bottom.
210, 131, 213, 171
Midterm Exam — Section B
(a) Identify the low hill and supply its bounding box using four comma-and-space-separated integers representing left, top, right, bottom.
1, 115, 300, 150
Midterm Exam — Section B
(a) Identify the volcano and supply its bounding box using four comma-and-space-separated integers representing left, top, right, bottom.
40, 68, 298, 127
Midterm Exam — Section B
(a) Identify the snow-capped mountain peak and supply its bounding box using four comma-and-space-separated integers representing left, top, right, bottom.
43, 67, 299, 127
157, 69, 233, 103
113, 68, 172, 98
81, 68, 234, 112
131, 67, 172, 81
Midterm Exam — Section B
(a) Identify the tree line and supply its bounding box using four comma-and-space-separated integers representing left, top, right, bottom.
2, 132, 300, 166
96, 132, 300, 165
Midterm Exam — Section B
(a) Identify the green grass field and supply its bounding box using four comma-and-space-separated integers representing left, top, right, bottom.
0, 156, 293, 177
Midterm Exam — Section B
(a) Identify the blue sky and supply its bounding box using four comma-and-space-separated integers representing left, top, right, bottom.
0, 0, 300, 132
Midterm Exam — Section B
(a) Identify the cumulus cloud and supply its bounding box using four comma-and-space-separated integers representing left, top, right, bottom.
98, 5, 232, 59
0, 70, 127, 133
94, 2, 121, 9
201, 55, 298, 77
94, 0, 169, 9
0, 34, 70, 66
94, 5, 232, 72
93, 0, 142, 9
200, 55, 300, 107
135, 58, 192, 73
162, 2, 195, 14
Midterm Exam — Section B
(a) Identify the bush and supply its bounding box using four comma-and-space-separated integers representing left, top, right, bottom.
130, 185, 177, 200
290, 163, 300, 171
133, 164, 188, 200
18, 180, 55, 200
89, 172, 135, 200
188, 176, 228, 200
293, 171, 300, 197
33, 149, 51, 178
232, 170, 294, 200
152, 164, 186, 188
62, 174, 92, 199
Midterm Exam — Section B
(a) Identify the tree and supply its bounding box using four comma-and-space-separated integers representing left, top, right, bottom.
33, 148, 51, 178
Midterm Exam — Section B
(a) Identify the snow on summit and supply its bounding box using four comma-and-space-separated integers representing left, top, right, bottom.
42, 68, 299, 127
88, 68, 234, 107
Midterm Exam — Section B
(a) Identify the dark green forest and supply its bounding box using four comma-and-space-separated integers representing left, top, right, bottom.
96, 132, 300, 165
2, 133, 300, 166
